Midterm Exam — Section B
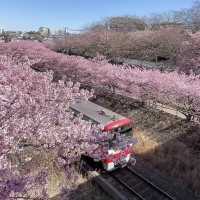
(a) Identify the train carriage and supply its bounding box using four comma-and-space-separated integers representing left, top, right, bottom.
70, 100, 137, 171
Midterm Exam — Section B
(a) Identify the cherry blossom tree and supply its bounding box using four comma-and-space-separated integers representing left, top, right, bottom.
1, 41, 200, 122
0, 56, 100, 199
0, 53, 137, 199
177, 32, 200, 75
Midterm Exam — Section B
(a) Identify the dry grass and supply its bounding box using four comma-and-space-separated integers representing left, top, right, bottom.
133, 128, 159, 155
10, 146, 111, 200
10, 147, 88, 199
132, 128, 200, 199
133, 127, 200, 197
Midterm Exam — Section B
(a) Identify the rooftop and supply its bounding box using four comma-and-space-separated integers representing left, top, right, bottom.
70, 100, 126, 126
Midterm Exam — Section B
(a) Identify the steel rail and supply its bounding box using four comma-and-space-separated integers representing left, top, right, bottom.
109, 167, 176, 200
110, 172, 146, 200
127, 167, 176, 200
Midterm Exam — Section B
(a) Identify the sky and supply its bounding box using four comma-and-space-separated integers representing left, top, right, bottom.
0, 0, 194, 31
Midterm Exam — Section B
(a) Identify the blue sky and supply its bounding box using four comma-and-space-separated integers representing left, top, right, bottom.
0, 0, 194, 31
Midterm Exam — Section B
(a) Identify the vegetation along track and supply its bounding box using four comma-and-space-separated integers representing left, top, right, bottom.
101, 167, 176, 200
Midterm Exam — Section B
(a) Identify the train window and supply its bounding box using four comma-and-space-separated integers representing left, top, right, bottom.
119, 125, 133, 137
82, 114, 96, 124
108, 136, 117, 150
111, 125, 133, 137
108, 133, 129, 150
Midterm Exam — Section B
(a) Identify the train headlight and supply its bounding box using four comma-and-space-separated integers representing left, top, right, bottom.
105, 162, 115, 171
125, 154, 130, 162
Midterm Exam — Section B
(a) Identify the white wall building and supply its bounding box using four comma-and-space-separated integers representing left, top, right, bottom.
0, 28, 4, 34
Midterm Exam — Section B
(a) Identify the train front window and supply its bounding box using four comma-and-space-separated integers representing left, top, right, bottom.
108, 134, 119, 150
120, 125, 133, 136
108, 133, 130, 150
111, 125, 133, 137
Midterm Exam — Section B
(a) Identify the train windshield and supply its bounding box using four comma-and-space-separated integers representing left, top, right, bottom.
108, 132, 135, 150
112, 124, 133, 137
119, 125, 133, 137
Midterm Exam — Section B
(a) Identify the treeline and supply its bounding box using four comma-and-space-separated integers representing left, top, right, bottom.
87, 1, 200, 33
51, 27, 188, 65
48, 1, 200, 75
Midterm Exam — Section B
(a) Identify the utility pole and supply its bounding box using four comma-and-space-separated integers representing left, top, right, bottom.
105, 23, 110, 56
64, 27, 67, 45
64, 27, 70, 53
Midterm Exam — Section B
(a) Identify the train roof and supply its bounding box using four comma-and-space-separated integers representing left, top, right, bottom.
70, 100, 128, 126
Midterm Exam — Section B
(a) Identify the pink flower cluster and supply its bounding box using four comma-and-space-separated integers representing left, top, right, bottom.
1, 40, 200, 119
0, 56, 98, 199
0, 43, 137, 198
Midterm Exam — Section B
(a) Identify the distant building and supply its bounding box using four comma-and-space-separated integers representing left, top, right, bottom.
38, 27, 50, 37
0, 28, 4, 34
54, 28, 66, 36
23, 31, 43, 41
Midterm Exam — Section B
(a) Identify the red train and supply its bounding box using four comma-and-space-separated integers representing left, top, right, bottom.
70, 100, 137, 171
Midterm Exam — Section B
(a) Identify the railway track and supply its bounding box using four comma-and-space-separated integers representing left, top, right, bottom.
105, 167, 176, 200
87, 162, 196, 200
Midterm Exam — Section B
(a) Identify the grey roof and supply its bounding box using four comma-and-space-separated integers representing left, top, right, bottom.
70, 100, 125, 126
